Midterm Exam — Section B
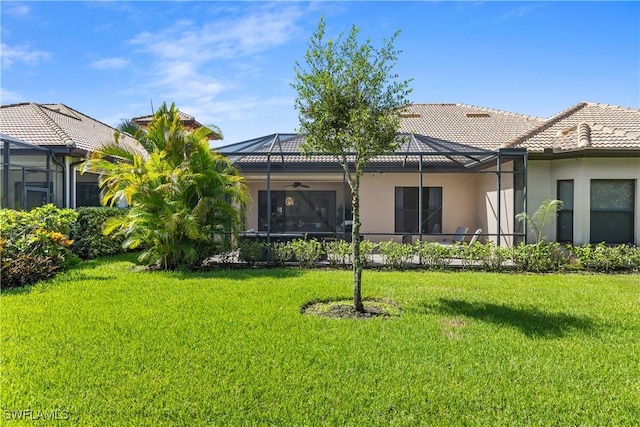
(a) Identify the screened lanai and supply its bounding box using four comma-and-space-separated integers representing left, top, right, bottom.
1, 133, 65, 210
218, 133, 528, 246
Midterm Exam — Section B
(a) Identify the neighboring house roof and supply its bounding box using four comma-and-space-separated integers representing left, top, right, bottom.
0, 102, 140, 154
131, 110, 222, 140
397, 103, 545, 150
505, 102, 640, 153
218, 103, 539, 171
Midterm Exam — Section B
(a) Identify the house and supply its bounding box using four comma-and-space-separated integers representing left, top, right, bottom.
218, 102, 640, 246
0, 103, 141, 209
506, 102, 640, 245
219, 104, 546, 245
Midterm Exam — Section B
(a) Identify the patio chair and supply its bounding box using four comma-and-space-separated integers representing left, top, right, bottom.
468, 228, 482, 245
433, 226, 469, 245
450, 226, 469, 243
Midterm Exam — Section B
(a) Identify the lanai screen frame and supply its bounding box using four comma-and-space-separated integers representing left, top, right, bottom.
1, 133, 62, 210
219, 133, 528, 246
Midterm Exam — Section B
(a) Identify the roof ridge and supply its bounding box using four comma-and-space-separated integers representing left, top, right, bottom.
1, 102, 33, 109
454, 102, 545, 121
29, 102, 75, 147
584, 101, 640, 113
504, 102, 589, 148
40, 103, 82, 121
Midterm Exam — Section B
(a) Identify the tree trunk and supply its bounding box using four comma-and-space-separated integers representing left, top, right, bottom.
351, 177, 364, 313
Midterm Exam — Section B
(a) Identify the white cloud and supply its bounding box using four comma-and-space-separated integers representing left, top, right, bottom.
3, 3, 31, 18
90, 57, 130, 70
122, 2, 308, 128
130, 4, 305, 62
0, 86, 25, 104
0, 43, 51, 69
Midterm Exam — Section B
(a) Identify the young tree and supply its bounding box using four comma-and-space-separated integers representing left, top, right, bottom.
82, 103, 248, 270
292, 18, 412, 312
516, 199, 563, 244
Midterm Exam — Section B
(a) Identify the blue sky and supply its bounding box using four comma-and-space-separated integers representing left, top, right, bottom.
1, 1, 638, 146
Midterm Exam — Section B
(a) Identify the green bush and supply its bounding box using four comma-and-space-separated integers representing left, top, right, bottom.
237, 239, 266, 267
324, 239, 352, 268
413, 241, 453, 269
570, 243, 640, 273
378, 240, 414, 269
453, 241, 509, 272
0, 205, 78, 287
358, 240, 376, 266
512, 242, 567, 273
290, 238, 323, 269
270, 241, 294, 266
70, 207, 129, 259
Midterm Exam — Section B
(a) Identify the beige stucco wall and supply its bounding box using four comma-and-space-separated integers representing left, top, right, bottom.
359, 172, 481, 242
241, 167, 521, 244
528, 157, 640, 245
475, 165, 516, 246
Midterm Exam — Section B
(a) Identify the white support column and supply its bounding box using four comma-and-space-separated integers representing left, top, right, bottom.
64, 156, 72, 208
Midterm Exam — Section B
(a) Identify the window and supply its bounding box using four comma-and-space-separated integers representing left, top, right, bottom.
395, 187, 442, 234
258, 190, 336, 233
76, 183, 102, 207
14, 180, 52, 210
590, 180, 635, 244
557, 180, 574, 243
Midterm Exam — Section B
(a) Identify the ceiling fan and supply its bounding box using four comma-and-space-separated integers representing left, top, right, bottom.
283, 181, 310, 188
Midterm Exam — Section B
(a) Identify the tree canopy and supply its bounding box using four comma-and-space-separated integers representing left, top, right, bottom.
293, 17, 412, 311
82, 102, 248, 270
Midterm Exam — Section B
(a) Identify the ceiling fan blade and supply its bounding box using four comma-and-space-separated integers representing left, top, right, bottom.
283, 181, 311, 188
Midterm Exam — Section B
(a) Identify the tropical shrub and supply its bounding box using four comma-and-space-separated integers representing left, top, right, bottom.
570, 243, 640, 273
324, 239, 352, 268
516, 199, 563, 243
290, 238, 324, 269
270, 241, 294, 266
378, 240, 414, 269
413, 241, 453, 269
70, 207, 129, 259
81, 102, 248, 270
237, 239, 266, 267
358, 240, 376, 266
0, 205, 77, 287
512, 242, 567, 273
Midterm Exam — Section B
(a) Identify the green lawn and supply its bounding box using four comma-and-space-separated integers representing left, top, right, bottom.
2, 254, 639, 426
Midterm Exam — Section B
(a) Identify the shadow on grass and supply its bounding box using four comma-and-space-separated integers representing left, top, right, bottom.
421, 298, 598, 338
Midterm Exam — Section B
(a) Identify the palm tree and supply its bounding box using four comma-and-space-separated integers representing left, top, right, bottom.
82, 103, 248, 269
516, 199, 563, 244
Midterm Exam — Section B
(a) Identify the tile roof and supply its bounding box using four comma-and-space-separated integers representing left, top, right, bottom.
0, 102, 141, 154
397, 103, 545, 150
131, 110, 222, 140
505, 102, 640, 152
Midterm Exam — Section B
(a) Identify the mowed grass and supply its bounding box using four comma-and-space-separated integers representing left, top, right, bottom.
1, 254, 639, 426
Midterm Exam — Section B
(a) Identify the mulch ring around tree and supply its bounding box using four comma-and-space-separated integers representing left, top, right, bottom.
301, 298, 402, 319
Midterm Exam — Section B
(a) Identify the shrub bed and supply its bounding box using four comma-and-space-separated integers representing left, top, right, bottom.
0, 204, 78, 288
225, 239, 640, 274
70, 207, 129, 259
